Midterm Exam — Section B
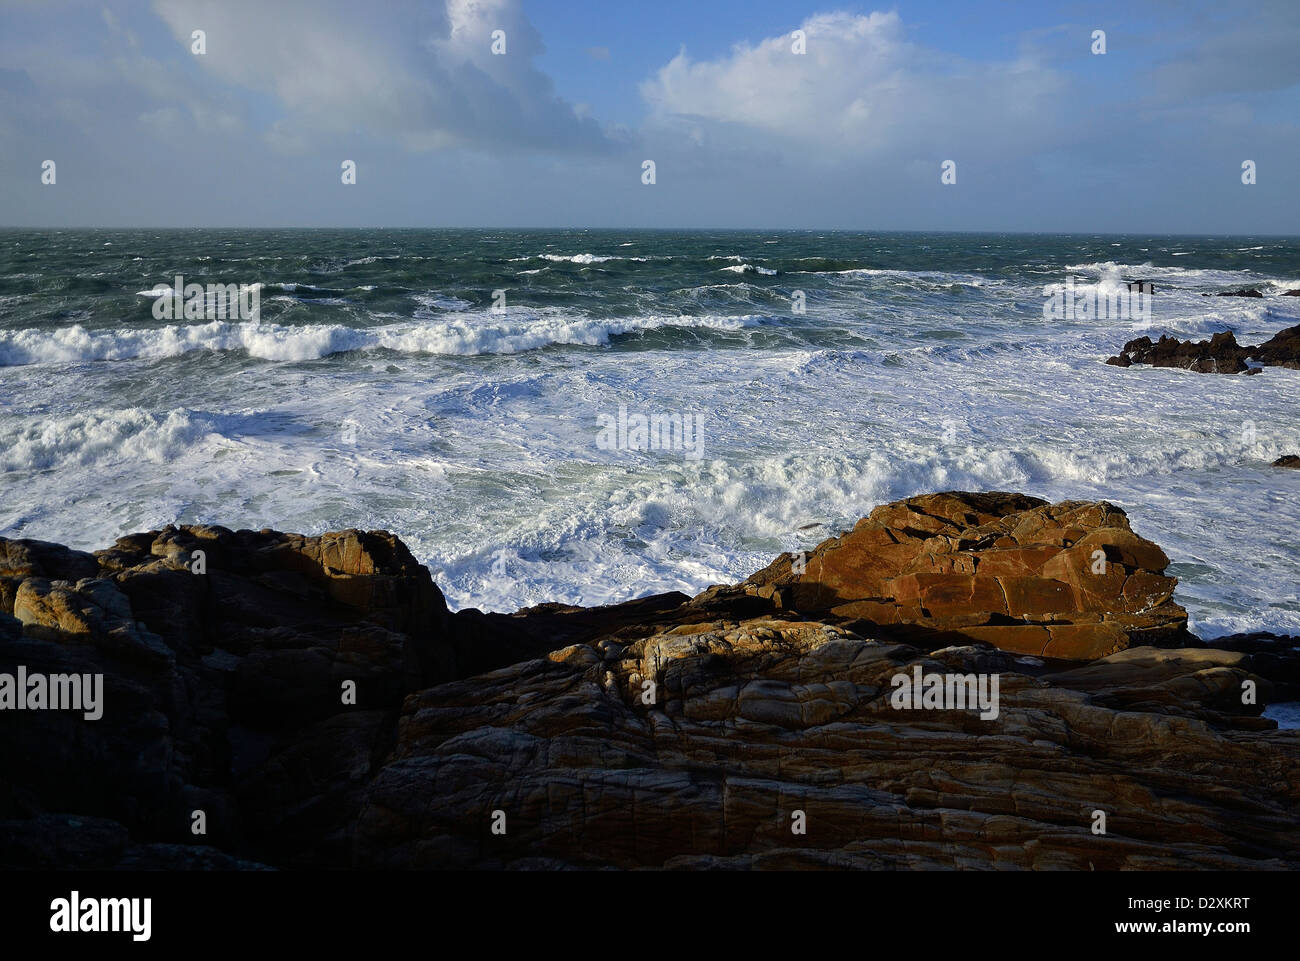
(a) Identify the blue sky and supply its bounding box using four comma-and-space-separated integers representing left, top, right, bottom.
1, 0, 1297, 231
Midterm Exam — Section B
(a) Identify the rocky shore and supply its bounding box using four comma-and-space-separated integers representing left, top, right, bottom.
2, 491, 1297, 870
1106, 322, 1300, 373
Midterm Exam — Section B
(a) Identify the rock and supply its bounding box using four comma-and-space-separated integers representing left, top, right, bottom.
1274, 455, 1300, 469
1107, 324, 1300, 373
1283, 289, 1300, 296
0, 524, 460, 869
1106, 332, 1250, 373
354, 620, 1300, 869
742, 492, 1186, 659
1212, 289, 1264, 297
13, 578, 173, 665
1251, 325, 1300, 370
3, 503, 1297, 871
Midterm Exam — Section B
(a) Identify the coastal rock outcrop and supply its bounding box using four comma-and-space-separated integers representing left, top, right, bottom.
742, 492, 1186, 659
355, 625, 1297, 869
1, 495, 1297, 870
1106, 323, 1300, 373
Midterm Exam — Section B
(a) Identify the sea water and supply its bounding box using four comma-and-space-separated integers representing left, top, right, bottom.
1, 228, 1296, 637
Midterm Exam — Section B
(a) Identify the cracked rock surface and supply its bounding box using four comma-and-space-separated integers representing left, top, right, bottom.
1, 492, 1296, 869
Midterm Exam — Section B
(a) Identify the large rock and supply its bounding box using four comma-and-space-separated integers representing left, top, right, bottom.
353, 619, 1297, 869
0, 525, 459, 868
1107, 323, 1300, 373
4, 503, 1298, 871
742, 492, 1186, 659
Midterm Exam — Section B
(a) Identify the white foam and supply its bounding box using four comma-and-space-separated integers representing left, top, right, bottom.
0, 408, 212, 472
720, 264, 777, 275
0, 312, 765, 366
412, 293, 473, 314
804, 267, 990, 285
511, 253, 648, 264
1060, 260, 1271, 287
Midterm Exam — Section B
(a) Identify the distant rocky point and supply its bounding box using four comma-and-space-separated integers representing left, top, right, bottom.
2, 491, 1297, 870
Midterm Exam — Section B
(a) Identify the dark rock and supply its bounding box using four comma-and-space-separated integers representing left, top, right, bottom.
354, 626, 1300, 869
1108, 324, 1300, 374
2, 504, 1297, 870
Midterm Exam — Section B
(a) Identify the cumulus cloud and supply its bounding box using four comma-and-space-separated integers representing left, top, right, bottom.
639, 11, 1069, 161
150, 0, 613, 153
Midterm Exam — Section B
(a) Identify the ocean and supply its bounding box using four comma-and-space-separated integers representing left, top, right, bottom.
0, 228, 1297, 638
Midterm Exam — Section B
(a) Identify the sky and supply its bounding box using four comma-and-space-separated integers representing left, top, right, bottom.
0, 0, 1297, 232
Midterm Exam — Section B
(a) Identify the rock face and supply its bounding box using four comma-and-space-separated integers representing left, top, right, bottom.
1106, 324, 1300, 373
1, 496, 1297, 871
356, 628, 1298, 870
0, 526, 458, 868
743, 492, 1186, 660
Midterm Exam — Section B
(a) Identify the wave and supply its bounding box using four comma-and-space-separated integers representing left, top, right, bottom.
801, 267, 991, 286
0, 313, 767, 366
720, 264, 777, 276
412, 293, 472, 315
510, 253, 649, 264
1, 408, 211, 472
1059, 260, 1276, 287
135, 282, 267, 297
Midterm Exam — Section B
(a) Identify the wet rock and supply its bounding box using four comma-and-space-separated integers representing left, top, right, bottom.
1107, 324, 1300, 373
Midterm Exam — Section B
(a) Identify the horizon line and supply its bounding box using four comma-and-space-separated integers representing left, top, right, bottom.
2, 225, 1299, 239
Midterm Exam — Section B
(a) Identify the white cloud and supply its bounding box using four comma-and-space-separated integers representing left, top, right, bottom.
640, 10, 1069, 162
150, 0, 612, 153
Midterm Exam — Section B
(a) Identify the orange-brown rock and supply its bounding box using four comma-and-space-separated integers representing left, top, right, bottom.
354, 623, 1299, 869
5, 500, 1296, 872
744, 491, 1187, 659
